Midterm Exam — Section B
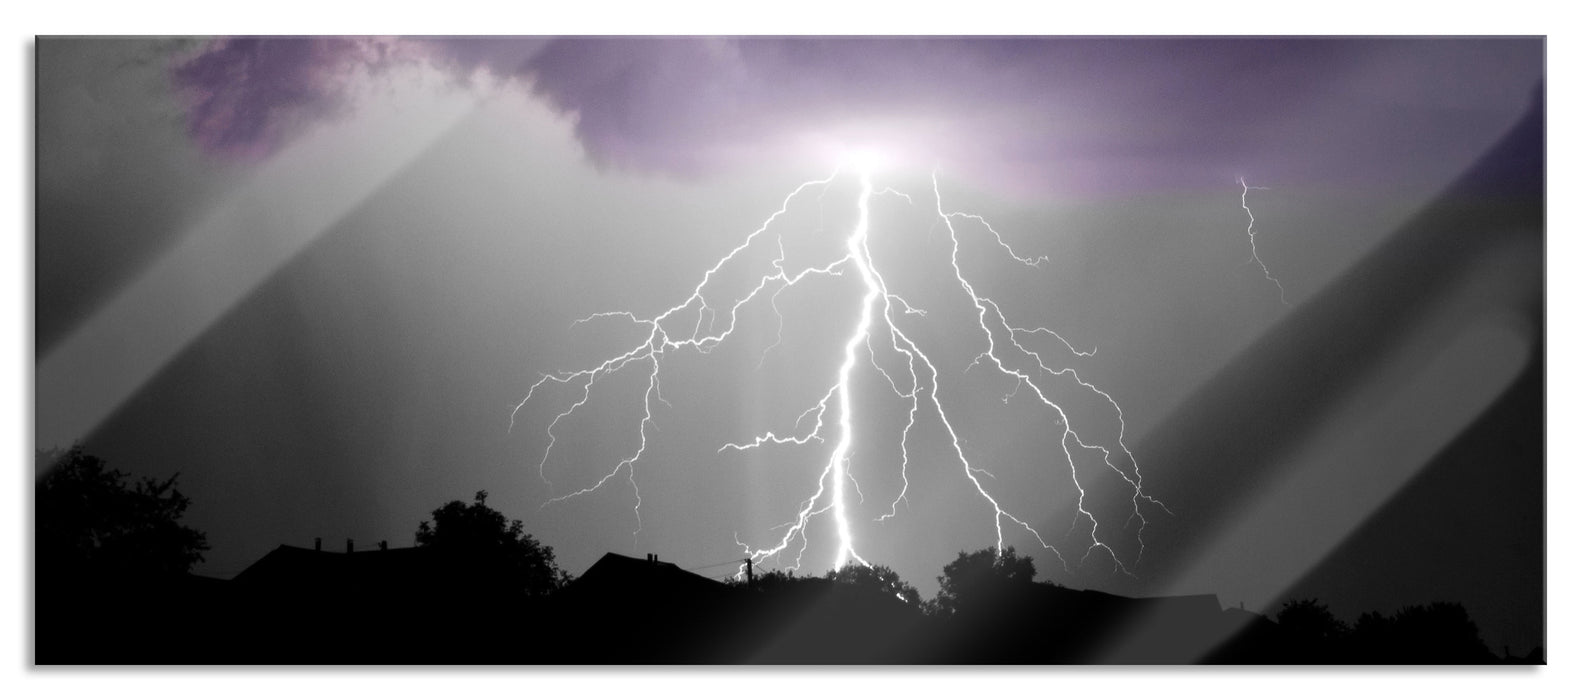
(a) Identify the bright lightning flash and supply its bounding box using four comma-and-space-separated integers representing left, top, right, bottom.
515, 162, 1168, 579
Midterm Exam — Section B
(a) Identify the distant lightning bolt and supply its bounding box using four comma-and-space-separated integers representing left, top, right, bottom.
516, 162, 1166, 579
1238, 177, 1290, 307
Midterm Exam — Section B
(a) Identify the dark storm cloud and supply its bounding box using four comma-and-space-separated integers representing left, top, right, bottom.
171, 37, 411, 158
168, 37, 1541, 194
169, 37, 542, 160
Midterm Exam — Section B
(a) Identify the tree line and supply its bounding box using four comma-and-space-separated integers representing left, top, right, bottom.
35, 446, 1525, 664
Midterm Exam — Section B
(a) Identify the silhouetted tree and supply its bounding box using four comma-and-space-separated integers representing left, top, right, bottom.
36, 446, 208, 579
931, 546, 1035, 616
415, 490, 568, 596
729, 567, 801, 591
1352, 610, 1394, 660
1394, 603, 1489, 659
1275, 598, 1350, 661
1276, 599, 1348, 639
1352, 602, 1492, 663
825, 563, 922, 607
35, 447, 213, 663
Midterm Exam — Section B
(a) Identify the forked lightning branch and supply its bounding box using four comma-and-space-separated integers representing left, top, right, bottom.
512, 163, 1169, 578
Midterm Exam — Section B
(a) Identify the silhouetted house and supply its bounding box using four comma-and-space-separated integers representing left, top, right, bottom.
919, 581, 1250, 663
1114, 592, 1225, 629
236, 544, 450, 602
550, 553, 734, 662
231, 541, 538, 624
224, 542, 530, 662
564, 552, 726, 601
1086, 592, 1241, 663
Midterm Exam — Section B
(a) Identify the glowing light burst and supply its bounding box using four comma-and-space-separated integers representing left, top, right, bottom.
514, 163, 1168, 578
1238, 177, 1289, 306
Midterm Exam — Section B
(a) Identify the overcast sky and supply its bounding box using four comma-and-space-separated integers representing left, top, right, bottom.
35, 37, 1544, 653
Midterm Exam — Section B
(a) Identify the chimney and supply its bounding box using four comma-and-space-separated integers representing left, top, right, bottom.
378, 540, 388, 551
646, 553, 657, 564
346, 538, 354, 553
314, 537, 322, 552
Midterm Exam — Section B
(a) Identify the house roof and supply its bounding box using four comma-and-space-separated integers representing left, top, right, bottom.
566, 553, 727, 599
232, 544, 477, 601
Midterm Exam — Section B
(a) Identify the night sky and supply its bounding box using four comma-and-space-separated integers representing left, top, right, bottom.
35, 37, 1545, 654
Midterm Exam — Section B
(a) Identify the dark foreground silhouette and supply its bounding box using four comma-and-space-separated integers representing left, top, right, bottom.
37, 448, 1541, 665
36, 541, 1538, 664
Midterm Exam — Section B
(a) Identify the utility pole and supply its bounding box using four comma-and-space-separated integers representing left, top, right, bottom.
744, 558, 754, 588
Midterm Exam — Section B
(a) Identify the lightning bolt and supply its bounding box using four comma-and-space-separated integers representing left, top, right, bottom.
516, 162, 1167, 579
930, 171, 1170, 574
1238, 176, 1290, 307
510, 171, 843, 541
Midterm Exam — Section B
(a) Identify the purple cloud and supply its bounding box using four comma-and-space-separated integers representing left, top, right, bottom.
169, 36, 548, 159
171, 37, 418, 158
169, 37, 1542, 192
519, 37, 1541, 192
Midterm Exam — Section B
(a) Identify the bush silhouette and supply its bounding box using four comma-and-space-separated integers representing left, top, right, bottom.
35, 446, 213, 662
1276, 599, 1349, 641
931, 546, 1036, 616
1353, 602, 1493, 663
416, 490, 569, 597
825, 562, 922, 607
36, 445, 208, 579
730, 567, 801, 592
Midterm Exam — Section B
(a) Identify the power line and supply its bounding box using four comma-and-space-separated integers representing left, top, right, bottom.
684, 558, 747, 573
